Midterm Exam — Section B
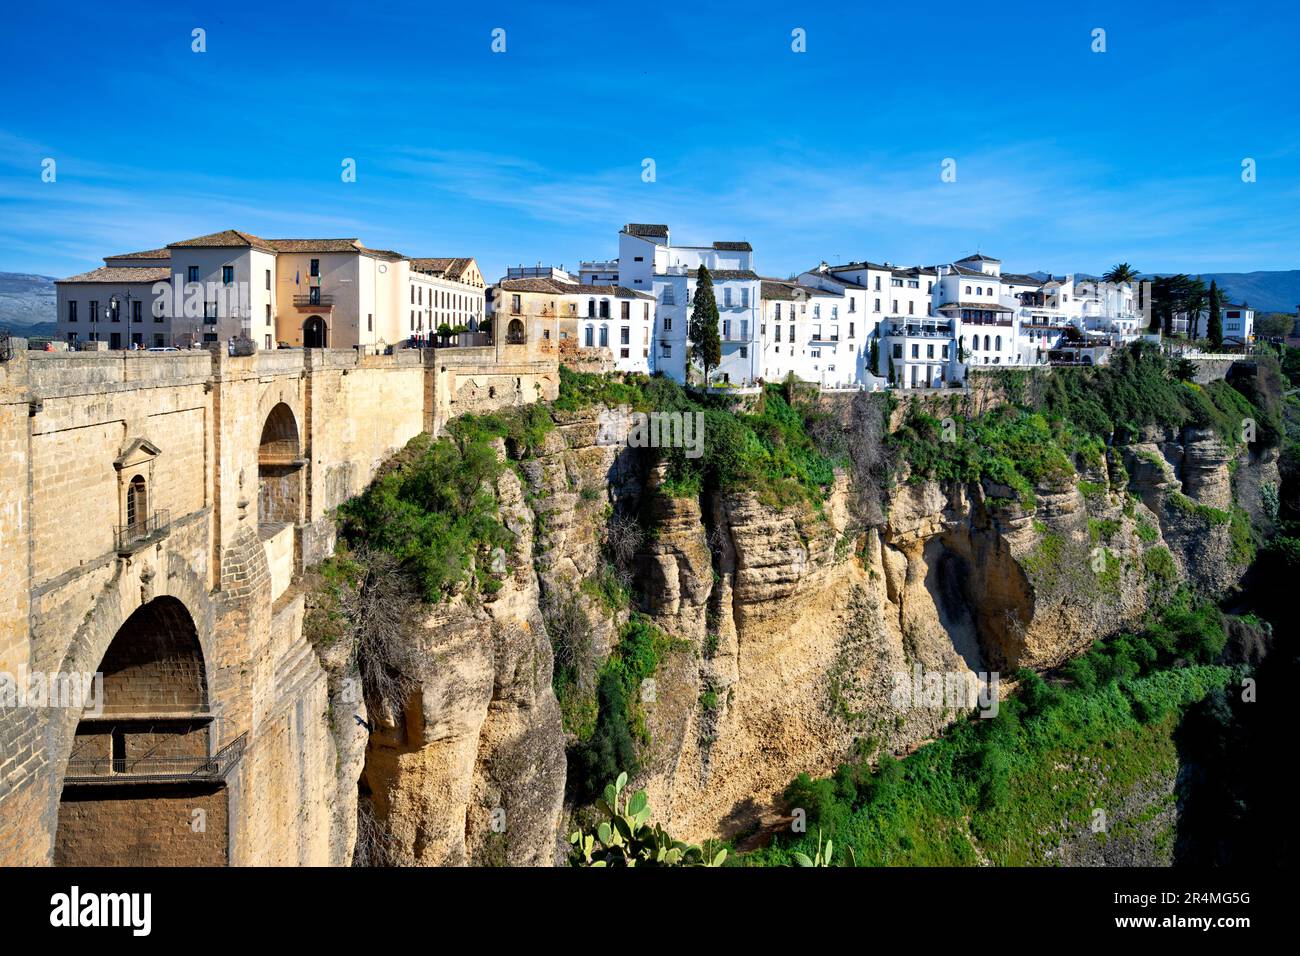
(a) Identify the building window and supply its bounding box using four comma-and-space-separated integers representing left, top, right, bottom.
621, 301, 630, 320
599, 325, 609, 347
774, 324, 781, 340
187, 266, 200, 283
893, 344, 902, 359
599, 299, 610, 319
89, 299, 99, 323
723, 319, 732, 339
662, 287, 675, 306
926, 344, 934, 359
741, 288, 749, 307
132, 300, 142, 322
848, 322, 855, 338
109, 299, 121, 323
512, 294, 522, 313
309, 258, 320, 278
67, 301, 77, 322
309, 287, 321, 305
724, 288, 732, 308
620, 326, 629, 345
788, 326, 794, 343
911, 344, 919, 359
663, 316, 672, 331
584, 326, 594, 347
223, 265, 234, 285
740, 345, 748, 358
367, 313, 373, 331
661, 342, 671, 357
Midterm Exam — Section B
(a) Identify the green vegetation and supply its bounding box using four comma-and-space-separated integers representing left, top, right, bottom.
336, 428, 515, 601
568, 615, 685, 802
556, 367, 845, 507
749, 594, 1234, 866
1037, 342, 1266, 447
891, 406, 1097, 509
569, 772, 727, 867
1142, 546, 1178, 592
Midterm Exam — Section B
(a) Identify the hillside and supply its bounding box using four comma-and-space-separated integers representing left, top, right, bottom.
0, 272, 56, 329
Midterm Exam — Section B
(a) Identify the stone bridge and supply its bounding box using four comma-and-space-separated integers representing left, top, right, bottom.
0, 344, 556, 865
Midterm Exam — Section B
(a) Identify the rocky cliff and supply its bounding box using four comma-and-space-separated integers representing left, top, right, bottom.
330, 387, 1258, 861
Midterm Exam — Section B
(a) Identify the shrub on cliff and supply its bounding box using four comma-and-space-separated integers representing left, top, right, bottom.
337, 431, 514, 601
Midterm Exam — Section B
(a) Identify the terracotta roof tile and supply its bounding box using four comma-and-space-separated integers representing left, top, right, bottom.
56, 266, 172, 284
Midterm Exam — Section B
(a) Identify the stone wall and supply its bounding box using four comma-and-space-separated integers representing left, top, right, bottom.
54, 783, 228, 866
0, 344, 556, 866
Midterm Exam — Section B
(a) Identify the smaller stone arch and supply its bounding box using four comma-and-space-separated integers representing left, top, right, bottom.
506, 318, 526, 345
258, 403, 303, 525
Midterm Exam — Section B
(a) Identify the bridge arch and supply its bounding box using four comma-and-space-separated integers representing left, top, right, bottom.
54, 594, 231, 865
258, 402, 304, 525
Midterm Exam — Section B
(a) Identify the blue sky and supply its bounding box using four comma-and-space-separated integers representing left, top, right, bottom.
1, 0, 1297, 282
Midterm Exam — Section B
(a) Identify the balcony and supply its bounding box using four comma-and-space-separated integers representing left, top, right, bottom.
292, 294, 334, 310
114, 509, 170, 555
63, 732, 248, 785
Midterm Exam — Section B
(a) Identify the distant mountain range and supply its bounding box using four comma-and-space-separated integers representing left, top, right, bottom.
0, 272, 58, 337
1062, 270, 1300, 313
1167, 271, 1300, 313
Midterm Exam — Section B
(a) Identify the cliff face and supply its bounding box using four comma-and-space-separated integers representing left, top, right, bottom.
352, 395, 1255, 858
358, 460, 566, 866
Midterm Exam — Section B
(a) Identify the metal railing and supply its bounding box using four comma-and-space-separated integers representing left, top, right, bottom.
293, 294, 334, 307
114, 509, 170, 553
64, 732, 248, 785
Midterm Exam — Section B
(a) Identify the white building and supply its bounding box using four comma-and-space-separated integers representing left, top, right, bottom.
1180, 302, 1255, 346
759, 279, 874, 386
586, 224, 762, 386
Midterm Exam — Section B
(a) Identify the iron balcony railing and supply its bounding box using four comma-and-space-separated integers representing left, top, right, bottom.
63, 732, 248, 785
114, 509, 170, 554
293, 294, 334, 307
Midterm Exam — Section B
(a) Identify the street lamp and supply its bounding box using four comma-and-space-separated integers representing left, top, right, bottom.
107, 289, 136, 349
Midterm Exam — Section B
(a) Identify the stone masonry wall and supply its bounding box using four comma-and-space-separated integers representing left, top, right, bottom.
0, 343, 555, 865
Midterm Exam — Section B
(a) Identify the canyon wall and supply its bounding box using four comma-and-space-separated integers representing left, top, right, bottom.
362, 390, 1258, 857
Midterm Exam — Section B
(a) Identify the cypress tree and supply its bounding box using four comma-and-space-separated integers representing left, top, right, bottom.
689, 266, 722, 386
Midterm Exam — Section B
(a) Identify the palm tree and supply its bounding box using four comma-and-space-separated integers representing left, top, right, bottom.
1102, 262, 1141, 285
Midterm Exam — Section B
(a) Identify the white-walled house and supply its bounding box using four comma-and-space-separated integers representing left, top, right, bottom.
55, 229, 486, 352
1180, 303, 1255, 346
759, 279, 876, 386
600, 224, 762, 385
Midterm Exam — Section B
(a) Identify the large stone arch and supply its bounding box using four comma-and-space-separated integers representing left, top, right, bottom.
49, 555, 219, 799
52, 583, 231, 865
